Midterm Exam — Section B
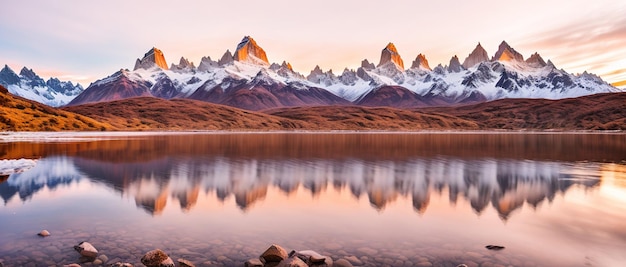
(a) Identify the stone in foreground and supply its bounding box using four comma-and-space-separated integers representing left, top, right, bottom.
37, 230, 50, 237
97, 254, 109, 264
73, 241, 98, 258
245, 258, 263, 267
260, 244, 288, 263
177, 258, 195, 267
290, 250, 332, 266
141, 249, 174, 267
110, 262, 133, 267
334, 259, 354, 267
276, 256, 308, 267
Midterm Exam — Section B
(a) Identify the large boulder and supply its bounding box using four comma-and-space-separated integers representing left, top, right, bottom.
141, 249, 175, 267
73, 241, 98, 258
260, 244, 288, 263
290, 250, 332, 266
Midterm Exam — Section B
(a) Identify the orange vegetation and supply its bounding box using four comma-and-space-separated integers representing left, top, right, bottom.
421, 92, 626, 130
0, 85, 112, 131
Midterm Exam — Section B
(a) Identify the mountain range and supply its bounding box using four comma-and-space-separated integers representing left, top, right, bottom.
0, 37, 621, 110
0, 65, 83, 107
0, 36, 624, 131
4, 36, 613, 110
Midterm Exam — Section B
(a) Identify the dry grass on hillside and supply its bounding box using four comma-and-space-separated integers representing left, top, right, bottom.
265, 105, 480, 130
63, 97, 310, 130
422, 92, 626, 130
0, 85, 112, 131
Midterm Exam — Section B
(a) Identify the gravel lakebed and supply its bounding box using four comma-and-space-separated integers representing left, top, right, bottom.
0, 228, 539, 267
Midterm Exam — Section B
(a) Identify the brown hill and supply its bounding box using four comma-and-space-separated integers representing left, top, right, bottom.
264, 105, 480, 130
356, 86, 486, 108
65, 97, 479, 131
63, 96, 310, 130
420, 92, 626, 130
187, 76, 350, 111
0, 85, 112, 131
67, 70, 153, 106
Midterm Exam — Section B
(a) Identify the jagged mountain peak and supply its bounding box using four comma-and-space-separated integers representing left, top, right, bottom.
218, 50, 234, 66
0, 64, 21, 86
281, 61, 293, 71
378, 42, 404, 70
410, 53, 431, 70
233, 36, 269, 66
134, 47, 169, 71
526, 52, 547, 68
462, 42, 490, 69
449, 55, 463, 73
171, 57, 196, 71
0, 64, 84, 106
361, 59, 375, 70
198, 56, 218, 71
19, 67, 40, 79
384, 43, 399, 53
492, 41, 524, 62
311, 65, 323, 74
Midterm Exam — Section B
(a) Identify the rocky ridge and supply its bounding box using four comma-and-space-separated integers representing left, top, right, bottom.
0, 65, 84, 107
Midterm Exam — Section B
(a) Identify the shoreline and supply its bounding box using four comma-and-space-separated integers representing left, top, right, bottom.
1, 129, 624, 143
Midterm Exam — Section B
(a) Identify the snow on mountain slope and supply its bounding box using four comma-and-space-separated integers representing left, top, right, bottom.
0, 65, 83, 107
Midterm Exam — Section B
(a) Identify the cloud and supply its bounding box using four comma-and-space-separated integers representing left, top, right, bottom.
518, 10, 626, 83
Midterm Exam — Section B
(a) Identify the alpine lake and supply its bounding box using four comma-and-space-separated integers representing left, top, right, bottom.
1, 132, 625, 267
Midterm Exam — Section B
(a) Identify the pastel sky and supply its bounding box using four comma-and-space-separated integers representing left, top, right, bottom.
1, 0, 625, 87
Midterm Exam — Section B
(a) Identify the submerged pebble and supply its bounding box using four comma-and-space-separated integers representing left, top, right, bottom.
37, 230, 50, 237
485, 245, 505, 251
177, 258, 195, 267
333, 259, 354, 267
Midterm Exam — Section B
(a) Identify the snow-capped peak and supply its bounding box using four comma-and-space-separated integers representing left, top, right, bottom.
0, 64, 84, 107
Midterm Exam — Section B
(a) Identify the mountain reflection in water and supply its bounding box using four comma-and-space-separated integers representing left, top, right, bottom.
0, 154, 608, 220
1, 133, 624, 219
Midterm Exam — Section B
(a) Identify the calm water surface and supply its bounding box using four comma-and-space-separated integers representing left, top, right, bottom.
0, 132, 625, 267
